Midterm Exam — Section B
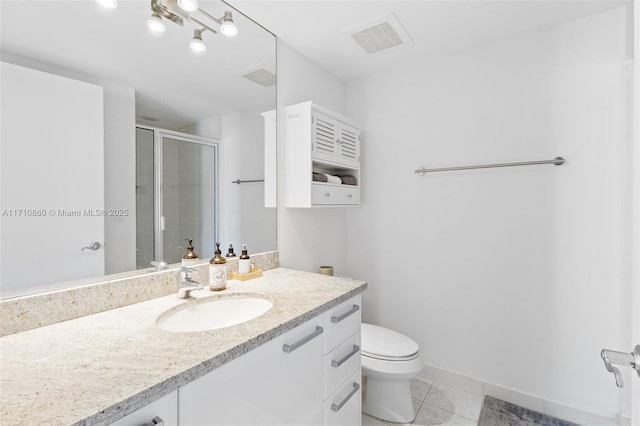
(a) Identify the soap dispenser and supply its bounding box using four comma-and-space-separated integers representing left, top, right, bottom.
226, 243, 237, 258
182, 239, 199, 267
209, 242, 227, 291
238, 244, 250, 274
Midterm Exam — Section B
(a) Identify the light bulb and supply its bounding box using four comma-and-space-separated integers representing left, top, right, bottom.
146, 13, 166, 32
177, 0, 198, 12
96, 0, 117, 8
219, 12, 238, 37
189, 30, 206, 53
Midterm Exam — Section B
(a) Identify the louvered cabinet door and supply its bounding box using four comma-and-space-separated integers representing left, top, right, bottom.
337, 123, 360, 168
312, 111, 339, 163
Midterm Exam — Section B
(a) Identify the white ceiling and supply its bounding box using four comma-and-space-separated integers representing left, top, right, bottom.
228, 0, 629, 83
0, 0, 276, 129
1, 0, 628, 128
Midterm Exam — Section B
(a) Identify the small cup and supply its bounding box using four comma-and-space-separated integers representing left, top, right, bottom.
319, 265, 334, 276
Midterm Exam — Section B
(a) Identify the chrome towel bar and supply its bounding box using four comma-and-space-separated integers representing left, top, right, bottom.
232, 179, 265, 184
415, 157, 565, 175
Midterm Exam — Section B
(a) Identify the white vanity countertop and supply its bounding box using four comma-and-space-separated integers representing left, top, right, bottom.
0, 268, 367, 426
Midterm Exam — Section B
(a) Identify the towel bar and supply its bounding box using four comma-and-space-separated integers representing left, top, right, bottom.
415, 157, 565, 175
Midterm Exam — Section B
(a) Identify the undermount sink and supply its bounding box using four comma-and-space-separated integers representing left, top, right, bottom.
156, 296, 273, 333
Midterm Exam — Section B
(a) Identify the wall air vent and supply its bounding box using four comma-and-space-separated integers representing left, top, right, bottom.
241, 64, 276, 87
348, 12, 414, 54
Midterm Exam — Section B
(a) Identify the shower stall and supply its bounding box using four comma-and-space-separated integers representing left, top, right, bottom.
136, 127, 218, 268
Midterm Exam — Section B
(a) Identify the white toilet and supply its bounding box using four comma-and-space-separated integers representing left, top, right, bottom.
361, 323, 423, 423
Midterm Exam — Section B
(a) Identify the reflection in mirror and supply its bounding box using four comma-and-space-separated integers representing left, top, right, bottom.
0, 0, 276, 299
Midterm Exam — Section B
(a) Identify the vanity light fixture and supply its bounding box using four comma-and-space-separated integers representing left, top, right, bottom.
148, 0, 238, 51
189, 29, 206, 52
147, 12, 167, 32
96, 0, 117, 8
177, 0, 198, 13
219, 11, 238, 37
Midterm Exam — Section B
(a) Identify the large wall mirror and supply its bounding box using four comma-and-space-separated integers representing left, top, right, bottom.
0, 0, 277, 299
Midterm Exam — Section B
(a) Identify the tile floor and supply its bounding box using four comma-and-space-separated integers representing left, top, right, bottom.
362, 377, 484, 426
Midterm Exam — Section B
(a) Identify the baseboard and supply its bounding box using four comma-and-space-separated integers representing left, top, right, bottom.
616, 414, 631, 426
418, 364, 618, 426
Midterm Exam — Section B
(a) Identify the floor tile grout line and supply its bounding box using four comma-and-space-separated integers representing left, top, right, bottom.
421, 400, 481, 423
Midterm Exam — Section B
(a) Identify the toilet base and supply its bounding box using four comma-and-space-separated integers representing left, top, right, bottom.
362, 375, 416, 423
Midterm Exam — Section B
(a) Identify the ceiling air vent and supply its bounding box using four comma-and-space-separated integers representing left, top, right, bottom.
242, 64, 276, 87
349, 13, 413, 54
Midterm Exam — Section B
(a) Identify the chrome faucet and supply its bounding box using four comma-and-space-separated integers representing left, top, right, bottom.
177, 266, 203, 299
600, 345, 640, 387
151, 260, 168, 272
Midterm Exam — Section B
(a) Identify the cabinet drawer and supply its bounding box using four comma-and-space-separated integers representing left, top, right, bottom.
323, 295, 361, 354
323, 370, 361, 426
323, 331, 360, 399
311, 184, 359, 205
110, 391, 177, 426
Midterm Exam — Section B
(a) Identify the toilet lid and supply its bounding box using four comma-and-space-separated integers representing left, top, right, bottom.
361, 323, 419, 360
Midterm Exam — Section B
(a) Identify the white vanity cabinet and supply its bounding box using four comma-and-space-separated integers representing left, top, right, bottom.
110, 391, 177, 426
321, 295, 362, 426
178, 318, 324, 425
285, 101, 361, 207
177, 296, 362, 426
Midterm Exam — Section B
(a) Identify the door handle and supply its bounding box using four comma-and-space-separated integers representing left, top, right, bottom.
81, 241, 101, 251
600, 345, 640, 387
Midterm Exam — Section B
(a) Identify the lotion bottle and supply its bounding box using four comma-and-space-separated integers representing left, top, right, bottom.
209, 242, 227, 291
182, 239, 199, 266
238, 244, 250, 274
182, 239, 199, 282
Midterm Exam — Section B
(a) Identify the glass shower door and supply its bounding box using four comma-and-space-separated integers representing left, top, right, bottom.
160, 134, 217, 264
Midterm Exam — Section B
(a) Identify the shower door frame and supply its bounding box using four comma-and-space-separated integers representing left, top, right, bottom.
137, 125, 219, 265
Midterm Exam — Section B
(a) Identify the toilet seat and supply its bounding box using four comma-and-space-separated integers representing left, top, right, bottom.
361, 323, 419, 361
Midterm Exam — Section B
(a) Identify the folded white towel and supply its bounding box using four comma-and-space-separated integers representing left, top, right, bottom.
324, 174, 342, 184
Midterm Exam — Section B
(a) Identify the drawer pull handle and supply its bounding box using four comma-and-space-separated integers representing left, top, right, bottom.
331, 382, 360, 412
147, 416, 164, 426
325, 192, 331, 197
331, 345, 360, 368
282, 326, 323, 353
331, 304, 360, 323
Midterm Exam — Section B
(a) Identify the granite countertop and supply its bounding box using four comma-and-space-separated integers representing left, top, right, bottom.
0, 268, 367, 426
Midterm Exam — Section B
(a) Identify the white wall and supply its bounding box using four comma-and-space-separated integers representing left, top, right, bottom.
276, 41, 349, 274
191, 107, 277, 257
220, 110, 276, 254
104, 85, 136, 274
345, 7, 629, 419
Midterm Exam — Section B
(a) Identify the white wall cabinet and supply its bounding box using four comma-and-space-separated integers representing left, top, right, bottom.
285, 101, 361, 207
110, 391, 177, 426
